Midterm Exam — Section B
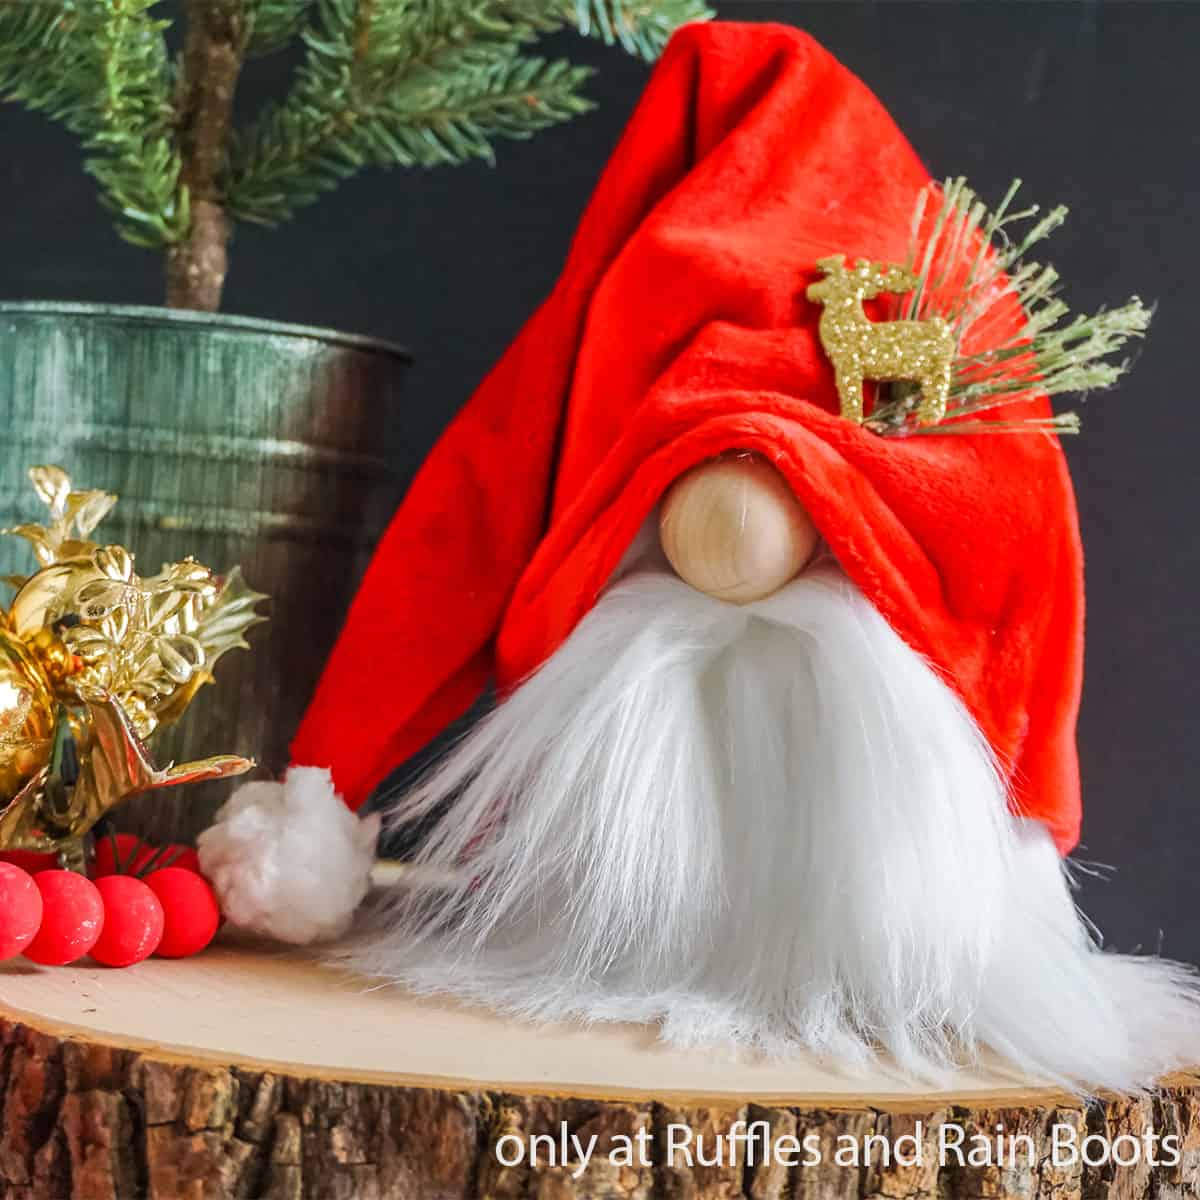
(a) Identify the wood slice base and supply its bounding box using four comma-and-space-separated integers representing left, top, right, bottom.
1, 933, 1197, 1199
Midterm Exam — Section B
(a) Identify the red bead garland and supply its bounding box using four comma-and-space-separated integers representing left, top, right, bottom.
0, 836, 223, 969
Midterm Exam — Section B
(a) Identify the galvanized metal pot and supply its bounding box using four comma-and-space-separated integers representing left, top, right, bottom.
0, 302, 410, 841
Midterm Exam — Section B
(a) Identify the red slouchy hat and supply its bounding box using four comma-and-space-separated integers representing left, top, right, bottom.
291, 21, 1085, 852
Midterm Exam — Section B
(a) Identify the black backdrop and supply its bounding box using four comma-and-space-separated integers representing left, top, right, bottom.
2, 2, 1197, 963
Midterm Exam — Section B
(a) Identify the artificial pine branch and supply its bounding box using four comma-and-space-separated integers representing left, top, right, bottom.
227, 0, 596, 226
0, 5, 71, 118
0, 0, 184, 250
85, 0, 183, 248
226, 0, 709, 227
244, 0, 316, 56
568, 0, 710, 60
1, 0, 710, 310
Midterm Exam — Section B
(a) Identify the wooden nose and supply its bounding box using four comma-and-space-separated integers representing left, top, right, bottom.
658, 454, 819, 604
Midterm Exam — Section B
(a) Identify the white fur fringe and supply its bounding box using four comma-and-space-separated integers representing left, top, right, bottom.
342, 541, 1200, 1092
198, 766, 380, 945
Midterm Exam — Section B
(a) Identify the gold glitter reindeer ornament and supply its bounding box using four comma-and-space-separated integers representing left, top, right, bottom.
0, 466, 266, 866
807, 255, 955, 425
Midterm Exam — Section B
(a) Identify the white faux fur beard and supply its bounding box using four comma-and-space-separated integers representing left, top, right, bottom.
346, 534, 1200, 1092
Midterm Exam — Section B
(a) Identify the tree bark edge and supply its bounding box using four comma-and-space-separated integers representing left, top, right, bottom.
2, 1014, 1198, 1199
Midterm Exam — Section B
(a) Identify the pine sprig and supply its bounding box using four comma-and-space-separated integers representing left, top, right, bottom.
85, 0, 186, 248
868, 177, 1151, 437
226, 0, 599, 226
244, 0, 317, 56
0, 0, 185, 249
0, 3, 64, 100
1, 0, 710, 307
569, 0, 709, 60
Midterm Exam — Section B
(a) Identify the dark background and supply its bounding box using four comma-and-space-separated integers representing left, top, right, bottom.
2, 2, 1197, 961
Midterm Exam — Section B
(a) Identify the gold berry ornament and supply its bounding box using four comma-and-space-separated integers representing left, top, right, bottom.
0, 466, 266, 866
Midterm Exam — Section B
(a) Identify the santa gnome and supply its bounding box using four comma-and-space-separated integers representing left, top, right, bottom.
199, 22, 1200, 1089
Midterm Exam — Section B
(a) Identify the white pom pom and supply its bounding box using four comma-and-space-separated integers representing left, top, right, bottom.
198, 766, 380, 945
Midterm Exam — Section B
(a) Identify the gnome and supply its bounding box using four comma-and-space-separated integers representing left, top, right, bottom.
199, 23, 1199, 1089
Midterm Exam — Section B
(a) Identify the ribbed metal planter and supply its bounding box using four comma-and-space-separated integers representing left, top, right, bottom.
0, 303, 410, 841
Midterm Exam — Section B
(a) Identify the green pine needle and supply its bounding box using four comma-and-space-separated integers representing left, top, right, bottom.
569, 0, 711, 60
3, 0, 710, 255
244, 0, 317, 56
0, 3, 62, 99
0, 0, 185, 249
226, 0, 707, 226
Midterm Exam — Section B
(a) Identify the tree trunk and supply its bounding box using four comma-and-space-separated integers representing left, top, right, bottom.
165, 0, 247, 312
165, 199, 231, 314
1, 939, 1197, 1199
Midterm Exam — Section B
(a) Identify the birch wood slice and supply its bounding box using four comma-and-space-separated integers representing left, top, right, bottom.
0, 932, 1197, 1200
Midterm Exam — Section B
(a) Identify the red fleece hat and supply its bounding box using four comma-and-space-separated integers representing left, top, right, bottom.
291, 21, 1085, 852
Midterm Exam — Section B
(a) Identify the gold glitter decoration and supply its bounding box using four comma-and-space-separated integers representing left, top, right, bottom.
807, 256, 955, 426
0, 465, 266, 860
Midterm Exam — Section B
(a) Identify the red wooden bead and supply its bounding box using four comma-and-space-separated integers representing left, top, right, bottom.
137, 843, 202, 876
0, 863, 44, 960
0, 850, 58, 875
90, 832, 143, 878
92, 835, 202, 879
90, 876, 165, 968
24, 871, 104, 966
163, 846, 202, 876
146, 867, 220, 958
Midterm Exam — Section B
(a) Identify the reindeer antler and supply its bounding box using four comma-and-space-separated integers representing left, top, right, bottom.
814, 255, 846, 274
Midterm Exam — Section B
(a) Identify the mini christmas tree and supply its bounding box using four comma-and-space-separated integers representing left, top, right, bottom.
0, 0, 710, 311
